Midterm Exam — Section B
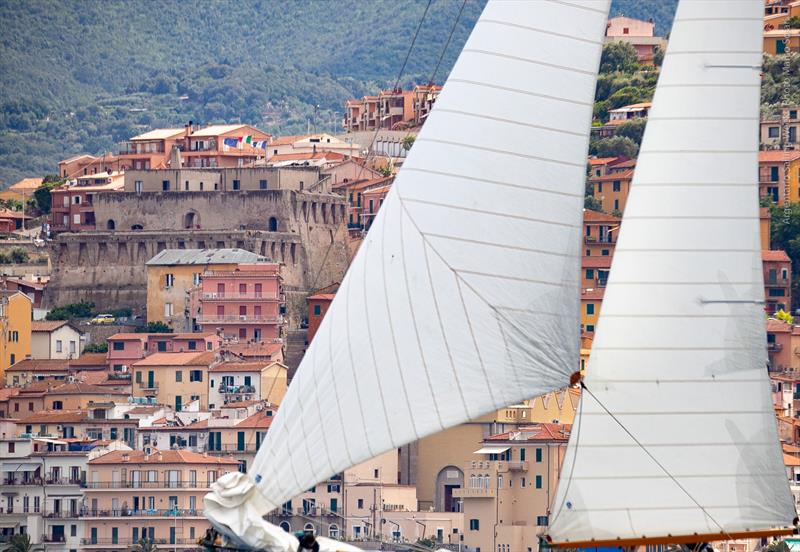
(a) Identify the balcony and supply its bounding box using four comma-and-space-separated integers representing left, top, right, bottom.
765, 279, 790, 288
41, 535, 66, 543
198, 315, 283, 325
202, 292, 283, 301
220, 384, 256, 394
206, 444, 260, 453
584, 236, 616, 245
137, 381, 159, 391
81, 537, 199, 546
3, 477, 42, 486
498, 461, 529, 472
769, 342, 784, 352
80, 508, 203, 518
43, 510, 82, 519
82, 481, 210, 489
453, 487, 495, 498
45, 477, 85, 486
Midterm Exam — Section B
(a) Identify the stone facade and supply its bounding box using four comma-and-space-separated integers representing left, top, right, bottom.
45, 190, 350, 326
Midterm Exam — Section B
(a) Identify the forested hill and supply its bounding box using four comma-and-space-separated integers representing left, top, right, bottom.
0, 0, 677, 187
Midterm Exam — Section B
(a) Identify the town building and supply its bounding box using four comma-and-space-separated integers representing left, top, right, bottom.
207, 361, 287, 409
145, 248, 269, 331
58, 153, 123, 180
763, 250, 792, 314
343, 85, 441, 133
581, 288, 604, 334
759, 150, 800, 205
307, 292, 335, 344
595, 103, 651, 138
49, 171, 125, 233
0, 290, 32, 383
589, 168, 634, 214
81, 448, 238, 549
30, 320, 86, 360
582, 209, 619, 257
360, 184, 391, 230
604, 16, 666, 63
195, 262, 284, 343
764, 27, 800, 55
761, 207, 773, 250
457, 424, 571, 552
761, 106, 799, 149
267, 134, 361, 158
334, 176, 394, 231
2, 276, 48, 310
0, 177, 42, 203
581, 256, 612, 290
132, 351, 217, 410
106, 332, 221, 372
0, 208, 31, 233
15, 408, 138, 445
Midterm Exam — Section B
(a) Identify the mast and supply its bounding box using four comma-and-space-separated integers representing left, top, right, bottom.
205, 0, 611, 536
546, 0, 796, 546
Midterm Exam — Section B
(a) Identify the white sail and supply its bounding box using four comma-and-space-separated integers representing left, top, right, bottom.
547, 0, 796, 545
204, 0, 611, 534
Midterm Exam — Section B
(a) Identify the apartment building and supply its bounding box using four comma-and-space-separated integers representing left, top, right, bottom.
759, 150, 800, 205
768, 318, 796, 374
15, 408, 137, 446
81, 449, 238, 549
0, 290, 32, 383
58, 154, 123, 180
30, 321, 85, 360
146, 248, 269, 330
360, 184, 391, 230
343, 85, 441, 133
335, 175, 394, 230
267, 134, 361, 158
581, 256, 612, 290
763, 250, 792, 314
589, 169, 634, 214
132, 351, 216, 411
457, 424, 571, 552
595, 103, 651, 138
49, 171, 124, 233
196, 262, 284, 342
582, 209, 619, 257
581, 288, 604, 334
307, 292, 335, 344
207, 361, 287, 409
106, 332, 220, 372
604, 16, 666, 63
761, 106, 800, 149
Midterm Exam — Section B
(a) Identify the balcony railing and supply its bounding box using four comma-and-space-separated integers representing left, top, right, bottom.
3, 477, 42, 485
498, 461, 529, 472
198, 315, 283, 325
201, 292, 283, 301
206, 444, 260, 453
765, 279, 790, 287
584, 236, 616, 245
79, 508, 203, 518
453, 487, 495, 498
82, 481, 210, 489
219, 384, 256, 394
81, 537, 200, 546
43, 510, 82, 519
137, 381, 159, 391
768, 342, 784, 352
41, 535, 66, 543
45, 477, 85, 486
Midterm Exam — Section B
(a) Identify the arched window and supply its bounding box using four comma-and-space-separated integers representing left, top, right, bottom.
303, 523, 315, 535
268, 217, 278, 232
107, 219, 116, 230
279, 522, 291, 533
131, 224, 143, 231
328, 525, 339, 539
184, 211, 199, 229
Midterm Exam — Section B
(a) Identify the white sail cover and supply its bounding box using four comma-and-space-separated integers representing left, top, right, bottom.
548, 0, 796, 544
205, 0, 611, 529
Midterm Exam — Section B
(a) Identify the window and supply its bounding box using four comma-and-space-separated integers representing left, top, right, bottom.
536, 515, 549, 526
162, 180, 171, 191
585, 269, 594, 280
469, 519, 480, 531
135, 371, 142, 383
260, 179, 268, 190
192, 272, 201, 286
71, 525, 77, 537
535, 448, 542, 462
113, 341, 124, 351
520, 448, 525, 461
188, 340, 197, 350
176, 371, 183, 382
614, 199, 619, 211
769, 126, 780, 138
521, 477, 526, 488
586, 324, 595, 332
190, 370, 203, 382
771, 166, 780, 182
535, 475, 542, 488
56, 340, 63, 352
69, 341, 76, 354
586, 303, 595, 315
597, 182, 603, 193
601, 249, 609, 256
790, 110, 798, 120
233, 179, 241, 190
52, 401, 63, 410
73, 213, 81, 224
8, 442, 14, 453
357, 498, 364, 509
164, 303, 173, 317
9, 354, 14, 365
314, 304, 321, 316
612, 181, 621, 192
157, 341, 167, 352
165, 273, 175, 288
73, 195, 81, 205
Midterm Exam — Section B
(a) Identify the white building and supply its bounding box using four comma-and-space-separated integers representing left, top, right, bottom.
30, 321, 87, 360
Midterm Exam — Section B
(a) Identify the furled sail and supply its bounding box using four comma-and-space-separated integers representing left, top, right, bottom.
205, 0, 610, 539
547, 0, 796, 545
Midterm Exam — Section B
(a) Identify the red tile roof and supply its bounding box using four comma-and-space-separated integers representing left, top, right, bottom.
767, 318, 793, 333
307, 293, 336, 301
209, 361, 281, 373
759, 150, 800, 163
485, 423, 571, 443
6, 359, 70, 372
132, 351, 216, 367
583, 210, 621, 223
589, 169, 634, 182
763, 250, 791, 262
236, 409, 276, 429
89, 449, 239, 465
222, 342, 283, 359
582, 256, 613, 269
587, 157, 618, 166
31, 320, 70, 332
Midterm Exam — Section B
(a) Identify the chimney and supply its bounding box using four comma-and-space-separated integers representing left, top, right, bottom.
170, 145, 182, 168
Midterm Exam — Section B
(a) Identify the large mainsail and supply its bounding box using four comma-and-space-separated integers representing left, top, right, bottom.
547, 0, 796, 545
237, 0, 610, 518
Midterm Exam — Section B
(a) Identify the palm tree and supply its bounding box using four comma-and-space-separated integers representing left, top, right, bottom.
131, 539, 159, 552
0, 534, 42, 552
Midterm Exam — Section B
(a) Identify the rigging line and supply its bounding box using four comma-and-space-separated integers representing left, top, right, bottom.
427, 0, 467, 86
579, 382, 735, 541
546, 383, 584, 529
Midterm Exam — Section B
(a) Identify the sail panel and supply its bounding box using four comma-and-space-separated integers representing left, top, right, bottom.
245, 0, 611, 513
547, 0, 796, 543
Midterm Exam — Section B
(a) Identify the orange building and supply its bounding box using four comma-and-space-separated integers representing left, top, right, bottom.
590, 169, 634, 214
58, 154, 123, 180
759, 150, 800, 205
580, 288, 604, 334
763, 250, 792, 314
49, 171, 124, 232
307, 293, 335, 344
583, 210, 620, 257
581, 256, 612, 290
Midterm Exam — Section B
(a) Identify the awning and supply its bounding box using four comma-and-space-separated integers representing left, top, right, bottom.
1, 462, 41, 471
33, 437, 66, 445
473, 446, 509, 454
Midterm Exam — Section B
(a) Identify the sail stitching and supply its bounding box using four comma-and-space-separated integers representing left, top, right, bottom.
546, 0, 608, 15
546, 383, 585, 530
656, 83, 760, 88
462, 48, 596, 75
401, 196, 577, 226
425, 233, 580, 258
476, 19, 603, 45
433, 108, 586, 136
456, 269, 579, 287
446, 78, 594, 106
402, 167, 584, 198
381, 202, 422, 441
497, 318, 525, 405
325, 305, 357, 468
570, 473, 787, 480
414, 138, 585, 167
310, 338, 338, 477
398, 207, 446, 432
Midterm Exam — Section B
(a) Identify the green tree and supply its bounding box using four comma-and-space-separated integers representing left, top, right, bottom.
769, 202, 800, 311
615, 118, 647, 146
402, 134, 416, 151
136, 321, 173, 333
83, 342, 109, 353
9, 247, 28, 264
589, 136, 638, 159
584, 195, 603, 212
1, 533, 42, 552
45, 300, 95, 320
653, 45, 665, 67
600, 41, 640, 73
765, 541, 790, 552
782, 16, 800, 29
131, 539, 159, 552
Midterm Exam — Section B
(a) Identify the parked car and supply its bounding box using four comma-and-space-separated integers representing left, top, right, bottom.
90, 314, 116, 325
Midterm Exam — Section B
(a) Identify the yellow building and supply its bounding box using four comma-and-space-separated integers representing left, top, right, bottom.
207, 361, 288, 409
759, 151, 800, 205
580, 288, 604, 334
0, 177, 42, 203
456, 423, 570, 552
145, 248, 268, 330
132, 351, 216, 410
0, 290, 32, 382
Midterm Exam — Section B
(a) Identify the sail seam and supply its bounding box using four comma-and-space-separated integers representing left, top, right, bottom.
497, 306, 569, 316
497, 322, 525, 403
570, 473, 787, 480
311, 335, 339, 477
631, 183, 756, 187
615, 248, 758, 253
425, 233, 580, 257
476, 19, 603, 45
667, 50, 762, 55
461, 48, 596, 75
546, 0, 608, 14
621, 215, 758, 220
673, 17, 763, 21
325, 302, 357, 468
401, 167, 584, 198
580, 410, 776, 415
575, 442, 780, 448
401, 196, 578, 226
647, 117, 759, 121
432, 108, 586, 137
456, 269, 578, 287
596, 379, 768, 383
414, 137, 586, 166
640, 150, 754, 154
446, 78, 594, 106
601, 282, 756, 286
592, 346, 753, 351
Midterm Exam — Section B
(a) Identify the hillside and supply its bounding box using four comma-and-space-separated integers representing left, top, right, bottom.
0, 0, 678, 187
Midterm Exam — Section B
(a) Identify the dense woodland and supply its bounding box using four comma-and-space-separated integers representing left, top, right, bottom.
0, 0, 678, 187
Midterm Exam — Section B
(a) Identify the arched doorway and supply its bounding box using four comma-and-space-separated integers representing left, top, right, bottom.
435, 465, 464, 512
107, 219, 116, 230
184, 211, 199, 229
279, 522, 291, 533
268, 217, 278, 231
303, 523, 315, 535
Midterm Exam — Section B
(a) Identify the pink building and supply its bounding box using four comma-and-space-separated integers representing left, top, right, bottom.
107, 332, 221, 371
197, 263, 284, 342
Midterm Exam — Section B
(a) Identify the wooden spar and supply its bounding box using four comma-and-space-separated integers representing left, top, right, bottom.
544, 527, 796, 548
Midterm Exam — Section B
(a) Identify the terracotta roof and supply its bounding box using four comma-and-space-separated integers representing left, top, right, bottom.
17, 410, 88, 423
108, 333, 148, 341
209, 361, 280, 373
582, 256, 613, 269
485, 423, 571, 443
268, 151, 345, 162
222, 399, 263, 408
759, 150, 800, 163
583, 210, 621, 223
133, 351, 216, 367
74, 371, 111, 385
269, 134, 311, 146
6, 359, 70, 372
236, 409, 275, 429
19, 380, 57, 392
31, 320, 69, 332
0, 388, 19, 401
611, 159, 636, 169
589, 169, 634, 182
8, 178, 43, 192
587, 157, 618, 166
69, 353, 108, 367
784, 453, 800, 467
222, 342, 282, 359
784, 443, 800, 454
89, 449, 239, 465
763, 250, 791, 262
363, 185, 391, 195
127, 406, 161, 415
307, 293, 335, 301
48, 382, 128, 395
130, 128, 185, 141
767, 318, 793, 333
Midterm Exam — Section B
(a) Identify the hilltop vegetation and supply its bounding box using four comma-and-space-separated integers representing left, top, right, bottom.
0, 0, 679, 187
